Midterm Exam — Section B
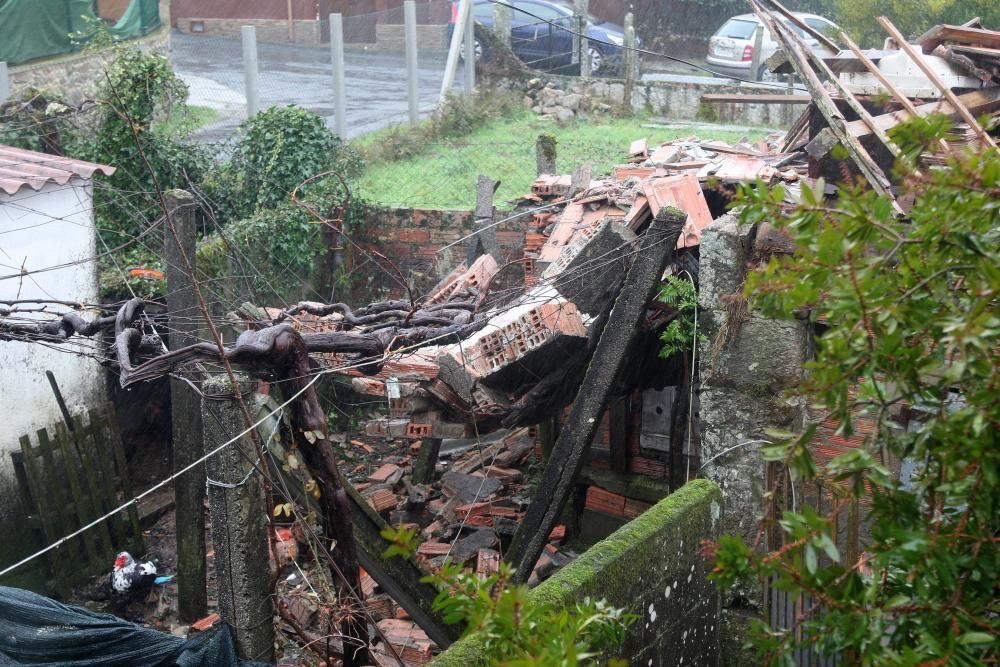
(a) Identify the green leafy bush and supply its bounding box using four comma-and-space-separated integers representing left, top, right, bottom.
90, 43, 207, 240
380, 526, 634, 665
656, 275, 704, 358
710, 119, 1000, 664
212, 105, 362, 219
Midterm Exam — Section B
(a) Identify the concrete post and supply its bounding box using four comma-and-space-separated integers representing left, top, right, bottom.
507, 208, 686, 584
573, 0, 589, 74
330, 13, 347, 138
0, 62, 9, 103
440, 0, 472, 100
411, 438, 441, 485
404, 1, 419, 127
536, 134, 557, 176
164, 189, 207, 623
623, 13, 636, 109
750, 25, 765, 81
493, 1, 511, 47
241, 26, 260, 119
463, 0, 476, 92
467, 174, 502, 266
203, 374, 274, 662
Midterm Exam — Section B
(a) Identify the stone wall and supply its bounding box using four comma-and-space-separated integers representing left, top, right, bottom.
349, 206, 526, 302
7, 25, 170, 104
695, 213, 809, 664
373, 24, 448, 52
521, 74, 803, 128
430, 479, 723, 666
696, 213, 808, 553
174, 18, 324, 46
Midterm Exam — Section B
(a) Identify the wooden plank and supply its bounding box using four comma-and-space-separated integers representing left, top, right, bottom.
760, 0, 839, 53
87, 411, 131, 549
949, 44, 1000, 59
79, 411, 124, 566
52, 421, 105, 571
73, 413, 122, 553
701, 93, 811, 105
507, 208, 685, 584
103, 406, 143, 552
844, 88, 1000, 140
917, 23, 1000, 53
19, 433, 68, 595
880, 17, 997, 149
751, 0, 899, 208
798, 32, 902, 159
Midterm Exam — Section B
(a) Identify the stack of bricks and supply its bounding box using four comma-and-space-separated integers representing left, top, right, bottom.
439, 289, 587, 383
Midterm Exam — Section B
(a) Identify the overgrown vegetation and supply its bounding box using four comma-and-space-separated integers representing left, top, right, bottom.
656, 275, 705, 359
382, 526, 634, 665
710, 119, 999, 664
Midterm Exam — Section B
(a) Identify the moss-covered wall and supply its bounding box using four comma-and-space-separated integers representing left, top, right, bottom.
430, 479, 723, 666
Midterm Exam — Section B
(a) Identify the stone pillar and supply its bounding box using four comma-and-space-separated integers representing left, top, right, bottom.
696, 214, 809, 615
202, 375, 275, 662
697, 214, 807, 543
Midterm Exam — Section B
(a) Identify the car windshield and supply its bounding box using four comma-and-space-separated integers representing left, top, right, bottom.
716, 19, 757, 40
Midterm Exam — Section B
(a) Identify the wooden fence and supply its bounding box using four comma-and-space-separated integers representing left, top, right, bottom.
12, 405, 142, 596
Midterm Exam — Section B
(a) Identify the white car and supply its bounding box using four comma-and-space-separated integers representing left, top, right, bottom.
706, 12, 839, 82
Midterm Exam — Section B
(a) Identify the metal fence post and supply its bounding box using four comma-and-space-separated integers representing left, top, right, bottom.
330, 13, 347, 138
241, 26, 260, 118
463, 0, 476, 92
0, 62, 9, 102
404, 0, 419, 127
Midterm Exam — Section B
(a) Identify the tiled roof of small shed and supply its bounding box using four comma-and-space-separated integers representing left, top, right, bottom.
0, 145, 115, 195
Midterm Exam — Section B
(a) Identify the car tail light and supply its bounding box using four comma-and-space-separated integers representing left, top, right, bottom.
741, 44, 754, 61
451, 2, 458, 24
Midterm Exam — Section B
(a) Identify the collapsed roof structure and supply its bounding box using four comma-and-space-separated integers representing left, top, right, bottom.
2, 1, 997, 662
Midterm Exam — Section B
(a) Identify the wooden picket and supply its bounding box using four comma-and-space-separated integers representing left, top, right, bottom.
13, 404, 141, 596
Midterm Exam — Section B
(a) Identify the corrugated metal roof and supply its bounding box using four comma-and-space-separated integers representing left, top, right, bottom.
0, 145, 115, 196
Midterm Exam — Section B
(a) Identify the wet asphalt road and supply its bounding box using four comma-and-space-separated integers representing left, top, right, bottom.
169, 31, 468, 141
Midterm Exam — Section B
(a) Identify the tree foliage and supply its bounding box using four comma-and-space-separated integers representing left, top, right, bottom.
832, 0, 1000, 47
380, 526, 634, 665
92, 42, 207, 239
710, 120, 999, 664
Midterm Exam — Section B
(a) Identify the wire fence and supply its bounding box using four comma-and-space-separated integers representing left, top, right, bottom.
168, 0, 636, 147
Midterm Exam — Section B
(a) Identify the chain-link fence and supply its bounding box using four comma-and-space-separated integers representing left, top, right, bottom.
168, 0, 636, 148
170, 1, 464, 145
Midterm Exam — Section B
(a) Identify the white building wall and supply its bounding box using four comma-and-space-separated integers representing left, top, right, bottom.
0, 179, 107, 511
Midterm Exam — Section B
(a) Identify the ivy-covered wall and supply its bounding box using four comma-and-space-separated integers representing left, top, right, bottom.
430, 479, 723, 666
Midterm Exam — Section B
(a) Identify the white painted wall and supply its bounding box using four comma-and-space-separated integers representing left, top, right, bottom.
0, 179, 107, 510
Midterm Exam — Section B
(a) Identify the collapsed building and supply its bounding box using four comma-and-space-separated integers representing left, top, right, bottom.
0, 1, 998, 663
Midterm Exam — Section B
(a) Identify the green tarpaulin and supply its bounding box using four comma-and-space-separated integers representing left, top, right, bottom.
0, 0, 160, 66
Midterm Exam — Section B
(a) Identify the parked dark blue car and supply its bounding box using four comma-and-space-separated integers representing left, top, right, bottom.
448, 0, 628, 74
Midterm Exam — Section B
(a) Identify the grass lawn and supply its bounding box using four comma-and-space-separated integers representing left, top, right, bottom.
156, 105, 220, 136
355, 112, 769, 210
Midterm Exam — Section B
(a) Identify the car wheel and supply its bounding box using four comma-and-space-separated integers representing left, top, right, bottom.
756, 64, 778, 83
587, 46, 603, 74
460, 38, 484, 62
